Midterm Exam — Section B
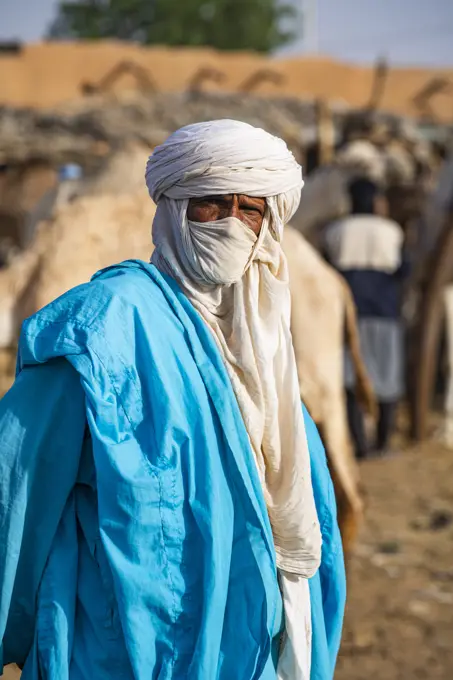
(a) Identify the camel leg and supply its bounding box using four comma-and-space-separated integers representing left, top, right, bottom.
443, 285, 453, 448
318, 398, 363, 561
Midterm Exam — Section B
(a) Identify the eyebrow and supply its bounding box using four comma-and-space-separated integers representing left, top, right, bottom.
193, 195, 266, 211
238, 197, 266, 211
195, 195, 234, 202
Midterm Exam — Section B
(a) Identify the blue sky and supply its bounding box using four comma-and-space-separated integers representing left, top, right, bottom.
1, 0, 453, 67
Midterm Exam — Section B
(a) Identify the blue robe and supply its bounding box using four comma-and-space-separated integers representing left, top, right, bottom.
0, 261, 345, 679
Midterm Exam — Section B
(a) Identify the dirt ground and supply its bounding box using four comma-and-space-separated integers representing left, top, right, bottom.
336, 424, 453, 680
2, 422, 453, 680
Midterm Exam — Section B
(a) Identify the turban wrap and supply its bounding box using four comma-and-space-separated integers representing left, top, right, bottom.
146, 119, 303, 203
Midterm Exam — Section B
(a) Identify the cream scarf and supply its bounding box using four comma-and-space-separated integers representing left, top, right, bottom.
151, 197, 321, 576
146, 120, 322, 679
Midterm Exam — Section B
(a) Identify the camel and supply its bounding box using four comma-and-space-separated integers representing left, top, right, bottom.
0, 185, 372, 564
0, 142, 153, 356
15, 189, 156, 326
0, 161, 58, 262
411, 157, 453, 444
0, 133, 373, 559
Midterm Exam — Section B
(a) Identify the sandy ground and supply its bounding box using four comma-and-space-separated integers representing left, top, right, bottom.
2, 423, 453, 679
337, 427, 453, 680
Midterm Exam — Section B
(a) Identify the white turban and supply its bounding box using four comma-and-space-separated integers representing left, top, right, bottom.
146, 119, 303, 203
146, 120, 321, 678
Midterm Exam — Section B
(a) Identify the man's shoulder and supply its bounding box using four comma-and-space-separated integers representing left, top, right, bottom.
325, 216, 354, 234
22, 261, 168, 341
373, 215, 404, 232
329, 214, 402, 235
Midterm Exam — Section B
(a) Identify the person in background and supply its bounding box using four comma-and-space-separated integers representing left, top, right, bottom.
323, 177, 410, 459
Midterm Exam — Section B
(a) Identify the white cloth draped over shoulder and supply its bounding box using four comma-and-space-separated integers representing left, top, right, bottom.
145, 120, 321, 679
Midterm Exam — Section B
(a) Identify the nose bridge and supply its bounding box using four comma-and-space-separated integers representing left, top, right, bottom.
229, 194, 240, 218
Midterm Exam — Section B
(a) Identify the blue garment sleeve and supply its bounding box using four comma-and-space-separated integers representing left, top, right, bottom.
0, 359, 86, 670
302, 404, 346, 680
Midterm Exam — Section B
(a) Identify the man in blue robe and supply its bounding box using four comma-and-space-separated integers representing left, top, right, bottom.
0, 120, 345, 679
